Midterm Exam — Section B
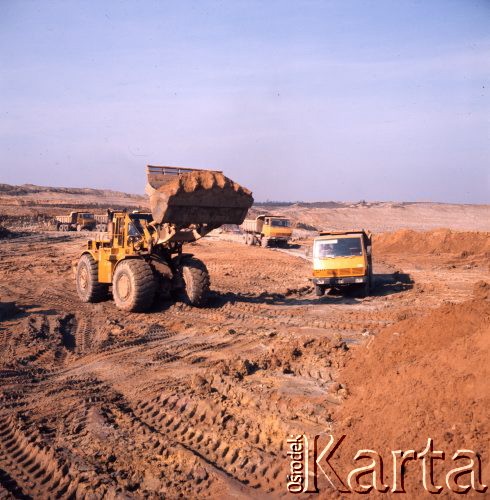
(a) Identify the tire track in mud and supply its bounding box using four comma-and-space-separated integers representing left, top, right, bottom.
165, 300, 394, 341
0, 413, 78, 499
132, 392, 283, 492
37, 373, 244, 496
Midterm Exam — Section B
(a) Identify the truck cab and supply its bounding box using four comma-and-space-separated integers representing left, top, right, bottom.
261, 215, 292, 240
311, 230, 373, 297
76, 212, 96, 231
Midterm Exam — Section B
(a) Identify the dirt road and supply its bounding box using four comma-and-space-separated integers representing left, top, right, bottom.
0, 229, 488, 497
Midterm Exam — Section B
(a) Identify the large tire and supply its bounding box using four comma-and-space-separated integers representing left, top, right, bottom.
315, 284, 325, 297
180, 258, 210, 307
112, 259, 156, 312
76, 254, 108, 303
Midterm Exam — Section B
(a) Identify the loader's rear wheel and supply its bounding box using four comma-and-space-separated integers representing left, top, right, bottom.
112, 259, 156, 312
76, 254, 108, 303
180, 258, 210, 307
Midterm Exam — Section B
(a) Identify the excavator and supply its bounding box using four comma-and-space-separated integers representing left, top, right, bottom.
74, 166, 253, 311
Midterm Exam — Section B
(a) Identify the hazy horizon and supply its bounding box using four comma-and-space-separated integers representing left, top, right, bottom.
1, 1, 489, 204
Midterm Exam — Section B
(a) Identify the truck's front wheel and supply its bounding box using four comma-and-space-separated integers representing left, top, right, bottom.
180, 258, 210, 307
76, 254, 108, 303
112, 259, 156, 312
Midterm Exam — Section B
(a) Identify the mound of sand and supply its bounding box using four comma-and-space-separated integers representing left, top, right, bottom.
374, 228, 490, 256
333, 285, 490, 495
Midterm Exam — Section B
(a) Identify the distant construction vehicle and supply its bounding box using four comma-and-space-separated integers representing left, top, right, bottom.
55, 212, 96, 232
74, 166, 253, 311
311, 230, 373, 297
241, 214, 292, 247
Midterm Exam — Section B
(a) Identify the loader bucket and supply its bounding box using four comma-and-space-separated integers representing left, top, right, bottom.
146, 165, 254, 226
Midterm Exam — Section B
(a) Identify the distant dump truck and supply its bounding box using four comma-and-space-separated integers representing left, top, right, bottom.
55, 212, 96, 231
241, 214, 292, 247
311, 230, 373, 297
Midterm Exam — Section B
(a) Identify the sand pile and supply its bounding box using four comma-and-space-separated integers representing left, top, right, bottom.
374, 228, 490, 256
333, 285, 490, 495
146, 170, 253, 226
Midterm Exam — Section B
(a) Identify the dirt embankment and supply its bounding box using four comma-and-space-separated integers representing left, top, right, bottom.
333, 284, 490, 496
374, 229, 490, 256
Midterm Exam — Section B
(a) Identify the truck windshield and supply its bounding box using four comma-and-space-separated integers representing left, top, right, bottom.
81, 213, 94, 219
270, 219, 290, 227
313, 237, 363, 258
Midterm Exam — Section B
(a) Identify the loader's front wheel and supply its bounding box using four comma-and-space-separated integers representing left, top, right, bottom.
112, 259, 156, 312
180, 258, 210, 307
76, 254, 108, 303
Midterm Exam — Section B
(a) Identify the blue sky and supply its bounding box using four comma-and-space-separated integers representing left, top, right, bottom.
0, 0, 489, 203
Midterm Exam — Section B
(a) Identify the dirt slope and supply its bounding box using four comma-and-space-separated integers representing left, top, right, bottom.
334, 290, 489, 497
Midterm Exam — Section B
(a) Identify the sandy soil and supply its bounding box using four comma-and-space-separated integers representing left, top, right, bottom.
0, 223, 488, 497
0, 188, 489, 497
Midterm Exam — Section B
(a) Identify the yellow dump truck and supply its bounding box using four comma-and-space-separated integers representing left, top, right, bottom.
311, 230, 373, 297
55, 212, 96, 231
241, 214, 292, 247
74, 166, 253, 311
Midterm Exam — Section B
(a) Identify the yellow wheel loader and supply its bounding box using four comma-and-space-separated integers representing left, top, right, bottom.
74, 166, 253, 312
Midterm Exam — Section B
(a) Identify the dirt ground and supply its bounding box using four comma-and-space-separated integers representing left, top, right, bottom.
0, 189, 489, 497
0, 223, 488, 498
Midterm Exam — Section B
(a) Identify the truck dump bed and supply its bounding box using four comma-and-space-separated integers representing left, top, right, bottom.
146, 166, 253, 226
241, 219, 263, 233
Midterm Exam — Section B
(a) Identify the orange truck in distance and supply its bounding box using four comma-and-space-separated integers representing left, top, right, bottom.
241, 214, 292, 247
54, 212, 96, 232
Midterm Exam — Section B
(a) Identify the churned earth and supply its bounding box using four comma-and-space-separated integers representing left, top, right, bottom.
0, 219, 488, 497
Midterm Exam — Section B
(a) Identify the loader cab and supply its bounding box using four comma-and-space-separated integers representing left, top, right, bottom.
108, 211, 153, 247
311, 230, 373, 297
